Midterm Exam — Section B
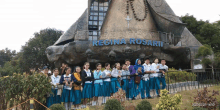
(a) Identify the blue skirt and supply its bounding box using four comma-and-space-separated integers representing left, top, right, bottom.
103, 81, 111, 97
53, 89, 61, 104
74, 90, 81, 104
134, 80, 143, 97
94, 84, 104, 97
82, 83, 93, 98
111, 78, 121, 93
155, 77, 160, 90
61, 88, 74, 103
150, 77, 156, 90
128, 80, 135, 98
122, 79, 129, 92
46, 89, 54, 107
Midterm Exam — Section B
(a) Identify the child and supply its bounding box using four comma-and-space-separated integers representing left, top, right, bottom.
134, 59, 144, 99
157, 59, 168, 94
142, 58, 153, 99
121, 64, 130, 99
111, 63, 122, 94
150, 58, 160, 97
73, 66, 82, 109
51, 68, 61, 104
81, 62, 94, 108
92, 63, 104, 106
102, 63, 112, 104
125, 59, 136, 100
60, 67, 75, 110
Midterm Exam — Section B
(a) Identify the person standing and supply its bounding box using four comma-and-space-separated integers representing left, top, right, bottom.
92, 63, 104, 106
157, 59, 168, 94
134, 59, 145, 99
142, 58, 153, 99
60, 67, 75, 110
125, 59, 136, 100
151, 58, 161, 97
111, 63, 122, 94
73, 66, 82, 109
121, 64, 130, 99
51, 68, 61, 104
102, 63, 112, 104
81, 62, 94, 108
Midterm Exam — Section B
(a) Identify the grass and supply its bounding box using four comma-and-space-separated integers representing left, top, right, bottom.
88, 85, 220, 110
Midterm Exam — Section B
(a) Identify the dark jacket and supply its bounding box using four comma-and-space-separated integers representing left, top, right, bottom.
129, 65, 136, 81
81, 69, 94, 87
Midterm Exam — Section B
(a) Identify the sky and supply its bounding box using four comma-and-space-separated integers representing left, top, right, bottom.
0, 0, 219, 52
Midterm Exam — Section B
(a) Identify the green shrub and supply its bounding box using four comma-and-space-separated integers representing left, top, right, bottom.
104, 99, 124, 110
49, 104, 65, 110
192, 107, 208, 110
166, 68, 197, 84
156, 89, 182, 110
136, 100, 152, 110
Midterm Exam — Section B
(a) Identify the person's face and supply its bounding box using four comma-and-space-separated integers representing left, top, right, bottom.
66, 68, 71, 74
138, 60, 141, 64
97, 65, 102, 70
125, 61, 130, 66
154, 59, 159, 63
145, 60, 150, 64
54, 70, 59, 76
85, 63, 90, 69
44, 69, 48, 74
62, 63, 65, 67
106, 64, 110, 70
122, 65, 127, 70
116, 63, 120, 69
161, 60, 166, 65
76, 67, 81, 73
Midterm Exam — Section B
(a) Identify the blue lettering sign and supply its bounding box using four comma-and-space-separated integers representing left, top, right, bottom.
120, 39, 126, 45
99, 40, 103, 46
153, 41, 158, 47
104, 40, 110, 45
130, 38, 135, 44
147, 40, 152, 46
114, 39, 120, 45
93, 40, 98, 46
142, 39, 147, 45
136, 39, 142, 44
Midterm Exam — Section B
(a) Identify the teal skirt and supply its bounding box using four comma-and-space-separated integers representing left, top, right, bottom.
61, 88, 74, 103
82, 83, 93, 98
53, 89, 61, 104
94, 83, 104, 97
103, 81, 111, 97
111, 78, 121, 93
134, 80, 143, 97
46, 89, 54, 107
74, 90, 81, 104
150, 77, 156, 90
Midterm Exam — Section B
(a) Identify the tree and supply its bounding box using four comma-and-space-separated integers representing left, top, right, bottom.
181, 14, 220, 53
196, 44, 213, 67
0, 48, 16, 67
19, 28, 63, 73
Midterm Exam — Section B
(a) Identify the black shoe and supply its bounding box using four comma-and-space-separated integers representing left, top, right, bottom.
147, 97, 153, 99
157, 95, 161, 97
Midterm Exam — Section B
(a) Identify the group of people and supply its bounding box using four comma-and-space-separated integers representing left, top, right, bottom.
44, 58, 168, 110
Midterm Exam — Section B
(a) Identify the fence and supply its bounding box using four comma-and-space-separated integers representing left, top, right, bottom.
1, 69, 220, 109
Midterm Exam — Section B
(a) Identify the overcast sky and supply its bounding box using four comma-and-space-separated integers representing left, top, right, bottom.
0, 0, 219, 52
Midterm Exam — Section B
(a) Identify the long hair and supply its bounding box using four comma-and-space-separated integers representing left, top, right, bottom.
113, 63, 120, 69
96, 63, 102, 70
65, 67, 71, 74
83, 62, 90, 69
105, 63, 110, 69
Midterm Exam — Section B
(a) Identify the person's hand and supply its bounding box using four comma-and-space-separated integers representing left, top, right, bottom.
157, 66, 159, 69
162, 71, 165, 74
135, 73, 138, 75
97, 70, 100, 73
118, 75, 121, 78
65, 82, 68, 86
128, 76, 130, 79
108, 74, 111, 77
100, 75, 102, 78
119, 71, 121, 73
56, 83, 59, 85
69, 82, 72, 87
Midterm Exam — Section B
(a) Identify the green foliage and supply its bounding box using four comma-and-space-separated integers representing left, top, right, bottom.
181, 14, 220, 53
136, 100, 152, 110
192, 87, 219, 109
104, 99, 124, 110
192, 107, 208, 110
0, 73, 52, 110
110, 89, 126, 106
156, 89, 182, 110
49, 104, 65, 110
0, 60, 21, 76
166, 68, 197, 84
19, 28, 63, 72
196, 44, 212, 58
0, 48, 16, 67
